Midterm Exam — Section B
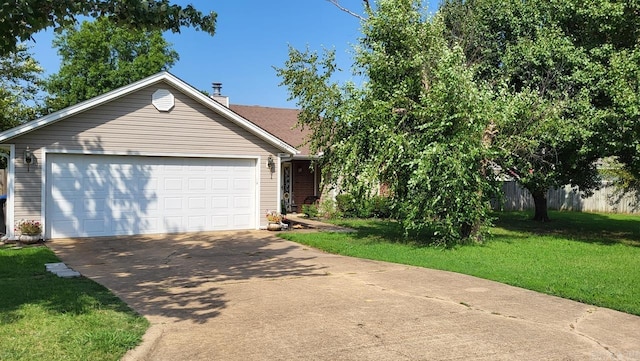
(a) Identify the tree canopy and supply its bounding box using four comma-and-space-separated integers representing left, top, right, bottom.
0, 0, 216, 55
440, 0, 640, 220
280, 0, 640, 241
44, 17, 179, 111
278, 0, 498, 244
0, 44, 44, 131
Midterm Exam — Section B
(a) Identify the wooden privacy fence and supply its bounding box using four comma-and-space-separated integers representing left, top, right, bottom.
498, 181, 640, 214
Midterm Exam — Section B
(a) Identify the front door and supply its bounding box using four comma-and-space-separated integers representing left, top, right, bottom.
282, 162, 293, 212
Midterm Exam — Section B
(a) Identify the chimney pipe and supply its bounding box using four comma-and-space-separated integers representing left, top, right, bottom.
212, 82, 222, 96
210, 82, 229, 107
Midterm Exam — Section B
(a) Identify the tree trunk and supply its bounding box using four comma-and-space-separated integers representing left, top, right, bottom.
459, 121, 497, 243
460, 221, 482, 243
531, 189, 550, 222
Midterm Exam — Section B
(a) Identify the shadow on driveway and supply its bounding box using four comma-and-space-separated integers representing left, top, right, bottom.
47, 231, 326, 324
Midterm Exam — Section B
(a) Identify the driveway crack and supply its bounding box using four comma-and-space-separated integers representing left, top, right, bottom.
356, 276, 620, 359
163, 250, 178, 264
569, 307, 618, 359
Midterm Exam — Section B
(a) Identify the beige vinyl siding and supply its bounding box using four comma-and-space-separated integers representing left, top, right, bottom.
9, 81, 283, 228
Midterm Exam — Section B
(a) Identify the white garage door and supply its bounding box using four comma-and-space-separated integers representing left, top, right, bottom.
46, 154, 257, 238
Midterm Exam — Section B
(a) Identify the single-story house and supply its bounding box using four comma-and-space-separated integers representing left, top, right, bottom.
0, 71, 321, 240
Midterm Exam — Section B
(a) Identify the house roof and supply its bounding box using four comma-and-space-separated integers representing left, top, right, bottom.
230, 105, 314, 157
0, 71, 298, 155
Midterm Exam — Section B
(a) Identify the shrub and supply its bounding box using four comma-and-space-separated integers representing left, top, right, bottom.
335, 193, 392, 218
335, 194, 358, 217
302, 204, 319, 218
370, 195, 392, 218
355, 200, 374, 218
318, 198, 341, 219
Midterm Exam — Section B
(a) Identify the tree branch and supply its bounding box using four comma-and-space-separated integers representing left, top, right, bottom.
326, 0, 368, 20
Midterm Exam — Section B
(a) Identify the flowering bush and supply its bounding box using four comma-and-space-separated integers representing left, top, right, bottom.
266, 211, 283, 223
15, 219, 42, 235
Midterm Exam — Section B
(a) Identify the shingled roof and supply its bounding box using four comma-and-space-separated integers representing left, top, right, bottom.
230, 104, 314, 156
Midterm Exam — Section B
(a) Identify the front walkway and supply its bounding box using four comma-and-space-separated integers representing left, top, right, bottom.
285, 213, 355, 232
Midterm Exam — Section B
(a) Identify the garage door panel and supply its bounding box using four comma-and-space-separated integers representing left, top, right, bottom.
55, 178, 81, 191
188, 216, 206, 230
83, 198, 106, 216
188, 197, 207, 209
234, 179, 251, 191
188, 178, 207, 191
83, 186, 110, 198
50, 194, 79, 217
164, 178, 183, 191
233, 214, 252, 228
212, 215, 229, 228
189, 165, 207, 172
83, 219, 107, 234
51, 163, 81, 178
234, 196, 251, 208
85, 164, 108, 179
212, 179, 229, 190
47, 154, 256, 238
109, 198, 139, 212
55, 220, 80, 235
109, 210, 139, 221
134, 217, 159, 233
146, 200, 159, 211
212, 197, 229, 212
139, 176, 157, 188
112, 221, 137, 235
164, 216, 185, 232
164, 197, 184, 210
164, 164, 184, 172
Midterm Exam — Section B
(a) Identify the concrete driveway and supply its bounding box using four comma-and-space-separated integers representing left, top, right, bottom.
47, 231, 640, 361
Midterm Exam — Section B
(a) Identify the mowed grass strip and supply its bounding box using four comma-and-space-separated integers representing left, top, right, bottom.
0, 245, 148, 361
279, 211, 640, 316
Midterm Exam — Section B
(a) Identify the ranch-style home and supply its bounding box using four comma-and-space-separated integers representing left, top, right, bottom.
0, 71, 321, 240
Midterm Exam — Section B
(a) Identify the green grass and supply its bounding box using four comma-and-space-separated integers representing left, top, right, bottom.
0, 245, 149, 361
279, 211, 640, 316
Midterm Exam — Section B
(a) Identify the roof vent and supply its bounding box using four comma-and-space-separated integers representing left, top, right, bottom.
152, 89, 174, 112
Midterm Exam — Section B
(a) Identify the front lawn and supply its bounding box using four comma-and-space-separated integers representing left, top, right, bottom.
0, 245, 148, 361
279, 211, 640, 316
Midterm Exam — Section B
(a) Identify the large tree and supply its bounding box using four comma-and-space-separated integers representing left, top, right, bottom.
44, 17, 179, 111
439, 0, 635, 221
0, 44, 44, 130
601, 48, 640, 195
0, 0, 216, 55
278, 0, 497, 244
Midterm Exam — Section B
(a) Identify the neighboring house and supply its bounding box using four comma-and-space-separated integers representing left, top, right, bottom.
0, 72, 306, 240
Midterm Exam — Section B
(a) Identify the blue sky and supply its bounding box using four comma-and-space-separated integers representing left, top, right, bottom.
29, 0, 441, 108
